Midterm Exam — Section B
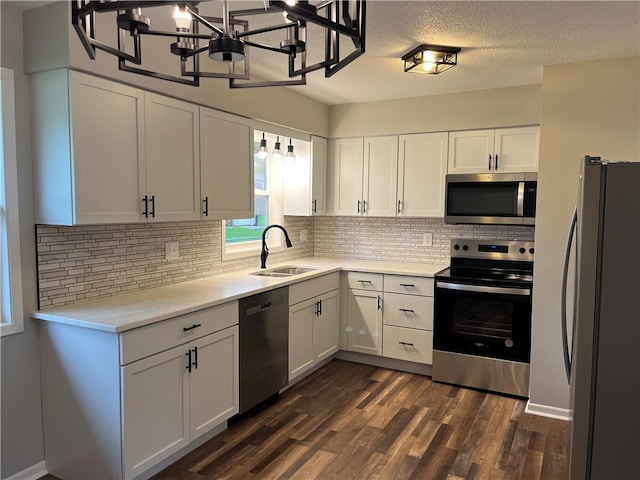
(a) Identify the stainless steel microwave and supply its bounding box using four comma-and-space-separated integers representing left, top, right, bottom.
445, 172, 537, 225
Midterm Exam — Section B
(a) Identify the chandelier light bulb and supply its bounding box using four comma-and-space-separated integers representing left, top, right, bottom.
256, 133, 269, 159
173, 6, 192, 30
285, 138, 296, 160
272, 136, 283, 160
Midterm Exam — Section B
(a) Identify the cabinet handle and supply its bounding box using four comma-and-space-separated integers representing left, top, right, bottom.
357, 200, 361, 213
362, 200, 367, 213
319, 299, 322, 316
192, 346, 198, 370
186, 350, 192, 373
142, 195, 149, 218
357, 279, 372, 285
203, 197, 209, 216
377, 295, 382, 310
495, 154, 499, 171
314, 300, 319, 316
488, 154, 493, 171
399, 341, 415, 347
312, 199, 317, 213
399, 308, 415, 313
183, 323, 202, 332
149, 195, 156, 218
397, 200, 402, 214
399, 283, 415, 288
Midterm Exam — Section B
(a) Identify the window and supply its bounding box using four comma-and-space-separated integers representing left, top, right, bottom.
222, 130, 284, 259
1, 67, 24, 336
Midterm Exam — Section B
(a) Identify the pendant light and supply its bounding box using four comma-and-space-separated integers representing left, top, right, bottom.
256, 133, 269, 159
284, 138, 296, 160
272, 136, 283, 160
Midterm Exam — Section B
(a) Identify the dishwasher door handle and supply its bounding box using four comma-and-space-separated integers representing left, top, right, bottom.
246, 302, 273, 316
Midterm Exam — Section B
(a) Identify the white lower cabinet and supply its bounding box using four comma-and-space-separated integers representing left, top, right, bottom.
288, 273, 340, 381
382, 275, 435, 364
343, 272, 384, 356
39, 302, 239, 480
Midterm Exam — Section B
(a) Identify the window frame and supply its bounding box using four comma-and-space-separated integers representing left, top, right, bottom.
1, 67, 24, 336
222, 131, 285, 260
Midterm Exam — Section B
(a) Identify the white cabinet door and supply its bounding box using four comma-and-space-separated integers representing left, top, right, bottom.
364, 136, 398, 217
314, 289, 340, 362
144, 93, 200, 222
283, 136, 327, 217
346, 288, 383, 356
31, 70, 145, 225
447, 129, 495, 174
200, 108, 254, 219
397, 132, 448, 217
289, 298, 316, 380
311, 136, 328, 215
494, 126, 540, 173
331, 138, 364, 215
189, 326, 239, 441
121, 345, 189, 480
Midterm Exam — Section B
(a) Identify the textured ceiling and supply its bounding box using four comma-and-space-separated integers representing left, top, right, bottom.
15, 1, 640, 106
214, 0, 640, 105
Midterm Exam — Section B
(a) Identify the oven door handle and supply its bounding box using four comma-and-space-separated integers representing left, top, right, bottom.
436, 281, 530, 296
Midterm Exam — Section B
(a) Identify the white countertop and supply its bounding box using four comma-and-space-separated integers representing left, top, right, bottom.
32, 257, 447, 333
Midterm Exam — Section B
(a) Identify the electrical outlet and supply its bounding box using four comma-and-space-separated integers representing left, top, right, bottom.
423, 233, 433, 247
300, 229, 308, 242
165, 241, 179, 260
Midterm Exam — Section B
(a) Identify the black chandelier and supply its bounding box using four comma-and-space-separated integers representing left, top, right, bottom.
72, 0, 366, 88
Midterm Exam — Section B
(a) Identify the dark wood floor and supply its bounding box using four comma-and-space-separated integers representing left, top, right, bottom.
152, 359, 568, 480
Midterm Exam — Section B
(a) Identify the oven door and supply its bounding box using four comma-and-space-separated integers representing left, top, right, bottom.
434, 280, 532, 363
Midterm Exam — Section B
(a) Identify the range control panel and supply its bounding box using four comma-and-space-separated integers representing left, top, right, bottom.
450, 238, 535, 262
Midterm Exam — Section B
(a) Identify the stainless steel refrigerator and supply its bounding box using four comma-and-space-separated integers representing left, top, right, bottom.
561, 156, 640, 479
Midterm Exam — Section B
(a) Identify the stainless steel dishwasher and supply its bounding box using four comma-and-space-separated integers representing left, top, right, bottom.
238, 286, 289, 414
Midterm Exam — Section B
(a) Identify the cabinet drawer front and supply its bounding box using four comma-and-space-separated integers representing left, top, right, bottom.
346, 272, 383, 291
382, 325, 433, 364
384, 275, 434, 296
383, 293, 433, 330
289, 272, 339, 306
120, 301, 238, 365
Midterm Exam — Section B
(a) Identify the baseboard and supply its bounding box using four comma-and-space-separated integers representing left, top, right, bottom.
3, 461, 48, 480
336, 351, 432, 377
525, 400, 571, 421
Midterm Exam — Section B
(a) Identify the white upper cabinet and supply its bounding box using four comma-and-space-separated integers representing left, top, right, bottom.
284, 136, 327, 216
329, 136, 397, 216
31, 69, 145, 225
364, 136, 399, 217
143, 93, 200, 222
448, 126, 539, 174
31, 70, 204, 225
199, 107, 254, 220
397, 132, 448, 217
329, 137, 364, 215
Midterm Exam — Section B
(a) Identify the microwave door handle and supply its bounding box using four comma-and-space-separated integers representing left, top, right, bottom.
517, 182, 525, 216
561, 207, 578, 383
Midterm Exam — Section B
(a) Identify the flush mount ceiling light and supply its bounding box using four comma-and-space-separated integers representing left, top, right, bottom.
401, 44, 461, 74
72, 0, 367, 89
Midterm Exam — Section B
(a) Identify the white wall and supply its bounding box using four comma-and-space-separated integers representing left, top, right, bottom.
0, 3, 46, 478
329, 84, 542, 137
23, 1, 331, 138
529, 56, 640, 414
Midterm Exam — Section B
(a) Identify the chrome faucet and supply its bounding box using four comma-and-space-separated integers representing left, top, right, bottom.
260, 224, 293, 268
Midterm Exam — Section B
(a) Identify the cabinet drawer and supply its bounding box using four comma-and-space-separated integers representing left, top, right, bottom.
383, 293, 433, 330
346, 272, 383, 291
382, 325, 433, 364
120, 301, 238, 365
384, 275, 434, 296
289, 272, 339, 305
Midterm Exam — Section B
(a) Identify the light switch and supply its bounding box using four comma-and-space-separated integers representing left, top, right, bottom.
165, 241, 179, 260
423, 233, 433, 247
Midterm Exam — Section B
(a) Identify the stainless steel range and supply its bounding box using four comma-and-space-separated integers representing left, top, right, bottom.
433, 238, 534, 397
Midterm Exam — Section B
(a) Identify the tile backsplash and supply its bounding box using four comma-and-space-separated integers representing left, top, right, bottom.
36, 216, 534, 308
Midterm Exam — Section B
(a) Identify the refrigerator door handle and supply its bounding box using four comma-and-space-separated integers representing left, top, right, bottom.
561, 207, 578, 383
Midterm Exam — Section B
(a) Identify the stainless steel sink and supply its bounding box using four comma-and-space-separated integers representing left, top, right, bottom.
251, 266, 317, 277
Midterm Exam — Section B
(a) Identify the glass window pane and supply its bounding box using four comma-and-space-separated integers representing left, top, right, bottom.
225, 195, 269, 244
254, 142, 267, 191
